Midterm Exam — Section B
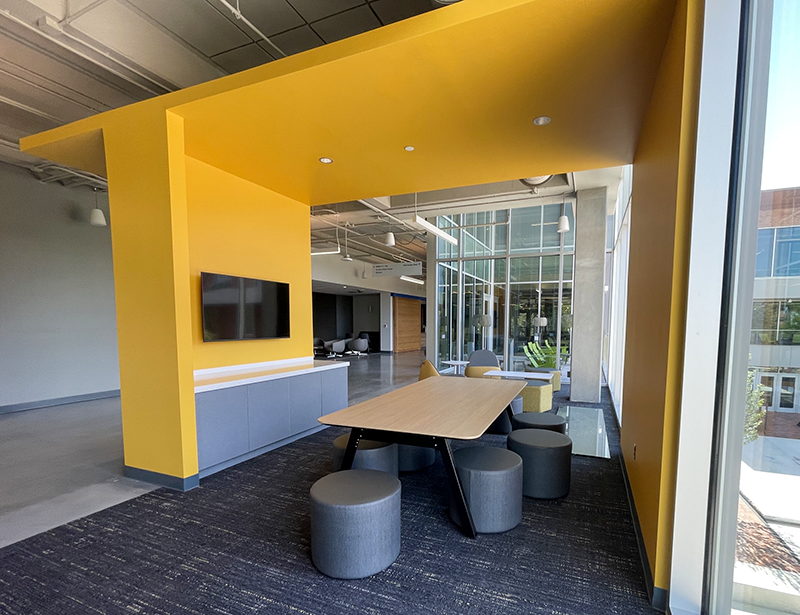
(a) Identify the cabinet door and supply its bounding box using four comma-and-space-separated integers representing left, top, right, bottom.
248, 379, 291, 450
196, 387, 249, 470
289, 373, 322, 433
320, 368, 348, 415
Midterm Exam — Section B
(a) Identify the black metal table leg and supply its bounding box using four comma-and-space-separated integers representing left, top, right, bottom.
339, 428, 363, 470
435, 437, 477, 539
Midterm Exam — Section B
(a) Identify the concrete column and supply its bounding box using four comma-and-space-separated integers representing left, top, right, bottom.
571, 187, 607, 403
380, 292, 393, 352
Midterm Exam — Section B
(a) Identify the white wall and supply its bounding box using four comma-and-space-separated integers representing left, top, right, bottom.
311, 254, 427, 297
0, 162, 119, 408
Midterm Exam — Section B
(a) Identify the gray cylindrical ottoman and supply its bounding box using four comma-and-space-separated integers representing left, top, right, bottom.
511, 412, 567, 434
449, 446, 523, 533
507, 429, 572, 499
332, 434, 399, 475
398, 444, 436, 472
310, 469, 401, 579
511, 395, 523, 415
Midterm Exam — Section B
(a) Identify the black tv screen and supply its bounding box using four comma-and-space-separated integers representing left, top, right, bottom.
201, 272, 290, 341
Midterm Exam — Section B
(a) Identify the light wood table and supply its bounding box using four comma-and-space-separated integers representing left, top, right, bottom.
441, 360, 470, 375
319, 377, 525, 538
483, 369, 554, 382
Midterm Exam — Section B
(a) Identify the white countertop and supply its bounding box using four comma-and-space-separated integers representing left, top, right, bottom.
483, 370, 554, 381
195, 360, 349, 393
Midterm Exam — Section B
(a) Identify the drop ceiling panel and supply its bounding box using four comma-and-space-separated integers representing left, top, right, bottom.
265, 26, 324, 55
312, 5, 381, 44
371, 0, 432, 25
212, 0, 305, 38
212, 43, 274, 74
287, 0, 366, 23
127, 0, 253, 56
70, 0, 225, 88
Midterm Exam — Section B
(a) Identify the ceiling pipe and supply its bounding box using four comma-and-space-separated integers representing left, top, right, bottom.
216, 0, 286, 58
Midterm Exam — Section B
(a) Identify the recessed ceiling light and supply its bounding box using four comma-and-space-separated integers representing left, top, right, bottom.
533, 116, 551, 126
319, 157, 333, 164
404, 146, 415, 152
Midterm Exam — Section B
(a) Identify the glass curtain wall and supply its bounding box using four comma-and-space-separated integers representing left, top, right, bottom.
708, 1, 800, 613
435, 203, 575, 372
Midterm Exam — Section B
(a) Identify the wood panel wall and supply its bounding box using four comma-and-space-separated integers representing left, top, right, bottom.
393, 297, 422, 353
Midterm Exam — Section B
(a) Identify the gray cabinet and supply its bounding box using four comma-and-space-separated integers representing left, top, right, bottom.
195, 366, 348, 474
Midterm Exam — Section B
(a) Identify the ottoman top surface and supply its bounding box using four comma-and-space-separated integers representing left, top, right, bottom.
454, 446, 522, 472
311, 469, 400, 506
515, 413, 566, 426
333, 434, 392, 450
508, 429, 571, 448
525, 381, 552, 388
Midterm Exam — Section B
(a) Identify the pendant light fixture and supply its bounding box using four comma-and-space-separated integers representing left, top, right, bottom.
342, 223, 352, 261
557, 201, 570, 234
384, 231, 396, 247
89, 188, 107, 227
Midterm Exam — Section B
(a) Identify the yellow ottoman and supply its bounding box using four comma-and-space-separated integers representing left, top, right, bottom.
520, 382, 553, 413
526, 369, 561, 392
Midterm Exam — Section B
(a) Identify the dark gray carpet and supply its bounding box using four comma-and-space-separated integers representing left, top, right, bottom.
0, 385, 656, 615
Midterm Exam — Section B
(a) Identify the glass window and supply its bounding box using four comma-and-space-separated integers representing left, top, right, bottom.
563, 254, 574, 281
510, 257, 540, 283
779, 376, 795, 409
509, 206, 542, 253
541, 255, 560, 281
755, 228, 775, 277
773, 226, 800, 276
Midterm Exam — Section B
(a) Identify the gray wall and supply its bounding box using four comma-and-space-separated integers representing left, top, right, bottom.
353, 294, 380, 333
0, 162, 119, 407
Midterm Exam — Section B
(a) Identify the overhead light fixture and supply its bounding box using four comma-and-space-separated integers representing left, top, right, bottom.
384, 232, 396, 247
362, 263, 368, 279
557, 202, 570, 234
533, 316, 548, 327
400, 275, 425, 285
319, 157, 333, 164
413, 214, 458, 246
90, 189, 107, 227
404, 146, 415, 152
342, 223, 352, 261
519, 175, 552, 188
311, 246, 341, 256
533, 116, 551, 126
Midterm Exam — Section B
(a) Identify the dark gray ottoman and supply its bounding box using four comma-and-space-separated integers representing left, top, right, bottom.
449, 446, 523, 533
507, 429, 572, 499
511, 412, 567, 434
398, 444, 435, 472
332, 434, 399, 475
310, 469, 401, 579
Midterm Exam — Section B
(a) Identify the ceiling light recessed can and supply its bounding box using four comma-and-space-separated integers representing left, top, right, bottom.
319, 157, 333, 164
404, 146, 415, 152
533, 116, 551, 126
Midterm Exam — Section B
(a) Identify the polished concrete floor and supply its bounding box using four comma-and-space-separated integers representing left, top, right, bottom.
0, 351, 426, 548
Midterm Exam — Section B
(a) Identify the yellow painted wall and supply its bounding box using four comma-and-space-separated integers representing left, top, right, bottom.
622, 0, 701, 593
186, 157, 312, 370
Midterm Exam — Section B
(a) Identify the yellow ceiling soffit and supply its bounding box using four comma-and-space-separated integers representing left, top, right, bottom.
21, 0, 676, 205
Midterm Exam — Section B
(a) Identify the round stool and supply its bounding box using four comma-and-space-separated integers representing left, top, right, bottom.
310, 469, 401, 578
507, 430, 571, 499
398, 444, 436, 472
511, 395, 523, 414
512, 412, 566, 434
450, 446, 523, 533
332, 434, 398, 475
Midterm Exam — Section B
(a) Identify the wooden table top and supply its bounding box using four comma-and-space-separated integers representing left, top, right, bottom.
319, 376, 526, 440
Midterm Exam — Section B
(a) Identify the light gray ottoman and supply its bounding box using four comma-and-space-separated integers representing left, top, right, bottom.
511, 395, 523, 414
507, 429, 572, 499
449, 446, 523, 534
511, 412, 567, 434
310, 469, 401, 579
398, 445, 436, 472
332, 434, 399, 475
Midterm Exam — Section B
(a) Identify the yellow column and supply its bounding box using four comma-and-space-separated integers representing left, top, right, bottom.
104, 107, 198, 488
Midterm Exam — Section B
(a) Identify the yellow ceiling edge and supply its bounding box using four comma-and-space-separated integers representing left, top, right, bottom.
20, 0, 537, 172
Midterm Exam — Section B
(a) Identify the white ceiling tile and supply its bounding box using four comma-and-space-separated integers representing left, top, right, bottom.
211, 0, 305, 37
312, 5, 381, 44
287, 0, 366, 23
265, 26, 324, 56
370, 0, 433, 25
127, 0, 253, 56
212, 43, 274, 74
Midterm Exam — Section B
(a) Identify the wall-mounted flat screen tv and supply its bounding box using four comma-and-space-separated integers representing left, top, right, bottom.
201, 272, 290, 342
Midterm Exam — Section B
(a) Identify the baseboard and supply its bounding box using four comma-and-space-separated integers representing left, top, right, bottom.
613, 409, 668, 612
0, 389, 121, 415
124, 466, 200, 491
